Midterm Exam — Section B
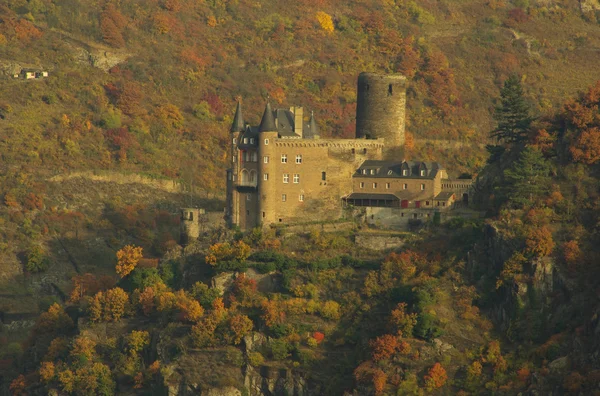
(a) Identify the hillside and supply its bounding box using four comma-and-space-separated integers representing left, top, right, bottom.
2, 0, 600, 395
1, 0, 600, 186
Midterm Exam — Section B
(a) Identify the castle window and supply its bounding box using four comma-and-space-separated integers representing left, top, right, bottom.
322, 172, 326, 181
263, 156, 269, 163
293, 174, 300, 183
264, 139, 269, 145
250, 138, 255, 144
420, 184, 425, 190
247, 210, 250, 215
227, 173, 232, 181
282, 194, 287, 202
263, 212, 266, 218
233, 155, 236, 163
233, 138, 237, 145
402, 169, 408, 176
442, 202, 446, 207
360, 182, 364, 188
296, 155, 302, 164
386, 183, 390, 189
403, 183, 408, 190
370, 169, 375, 175
388, 84, 393, 96
420, 170, 425, 176
243, 138, 248, 144
249, 170, 256, 182
363, 148, 367, 154
247, 195, 251, 201
283, 174, 289, 183
372, 183, 377, 188
351, 148, 355, 154
252, 152, 258, 162
281, 154, 287, 163
243, 152, 249, 162
362, 169, 367, 175
388, 170, 393, 175
299, 194, 304, 202
264, 173, 269, 181
426, 201, 430, 206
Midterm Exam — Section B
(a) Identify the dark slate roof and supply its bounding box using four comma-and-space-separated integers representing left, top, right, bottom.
258, 101, 277, 132
354, 160, 444, 179
303, 111, 319, 139
275, 109, 299, 137
435, 192, 455, 200
230, 101, 245, 133
238, 125, 258, 148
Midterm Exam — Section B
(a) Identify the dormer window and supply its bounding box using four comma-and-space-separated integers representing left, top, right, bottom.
370, 169, 375, 175
387, 170, 392, 175
402, 169, 408, 176
420, 170, 425, 176
250, 138, 255, 144
233, 138, 237, 145
243, 138, 248, 144
362, 169, 367, 175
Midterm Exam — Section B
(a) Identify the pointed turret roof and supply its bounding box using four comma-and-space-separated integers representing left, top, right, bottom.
303, 111, 320, 138
230, 101, 245, 133
258, 101, 277, 132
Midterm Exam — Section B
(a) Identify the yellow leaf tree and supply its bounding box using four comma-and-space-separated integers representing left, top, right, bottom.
116, 245, 143, 278
316, 11, 334, 34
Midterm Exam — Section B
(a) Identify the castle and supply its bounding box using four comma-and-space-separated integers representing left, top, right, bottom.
225, 72, 472, 230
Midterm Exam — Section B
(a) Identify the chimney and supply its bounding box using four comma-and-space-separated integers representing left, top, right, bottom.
292, 106, 303, 138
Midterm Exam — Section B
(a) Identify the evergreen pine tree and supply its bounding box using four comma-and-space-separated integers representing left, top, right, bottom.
503, 147, 550, 207
492, 75, 533, 143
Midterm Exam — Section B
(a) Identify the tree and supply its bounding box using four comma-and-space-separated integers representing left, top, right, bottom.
525, 226, 554, 258
40, 361, 56, 382
9, 375, 26, 396
116, 245, 143, 278
424, 362, 448, 390
492, 74, 533, 143
100, 4, 126, 47
503, 147, 551, 207
126, 330, 150, 355
70, 336, 97, 362
315, 11, 334, 33
389, 302, 418, 336
370, 334, 399, 362
228, 314, 254, 344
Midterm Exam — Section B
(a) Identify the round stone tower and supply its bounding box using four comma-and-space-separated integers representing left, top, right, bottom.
355, 72, 406, 151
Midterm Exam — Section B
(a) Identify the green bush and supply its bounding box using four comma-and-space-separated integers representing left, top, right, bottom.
26, 245, 50, 273
225, 347, 244, 367
191, 282, 221, 308
414, 313, 444, 340
247, 352, 265, 367
269, 339, 291, 360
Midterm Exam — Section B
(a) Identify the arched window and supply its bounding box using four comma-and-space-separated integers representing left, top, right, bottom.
249, 170, 256, 182
241, 169, 249, 183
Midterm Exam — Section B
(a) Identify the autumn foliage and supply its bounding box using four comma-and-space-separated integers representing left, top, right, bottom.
116, 245, 143, 278
370, 334, 399, 362
424, 362, 448, 390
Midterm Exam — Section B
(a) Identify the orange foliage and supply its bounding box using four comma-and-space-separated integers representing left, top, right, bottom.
389, 302, 418, 336
69, 273, 115, 304
100, 4, 127, 47
161, 0, 181, 12
24, 193, 43, 210
424, 362, 448, 390
563, 372, 584, 393
229, 314, 254, 344
89, 287, 129, 322
14, 20, 43, 41
570, 127, 600, 165
372, 369, 387, 395
9, 374, 26, 396
315, 11, 334, 33
313, 331, 325, 344
370, 334, 399, 362
71, 336, 97, 361
175, 291, 204, 323
261, 299, 285, 327
562, 240, 581, 271
153, 12, 179, 34
34, 303, 73, 335
517, 366, 531, 383
39, 361, 55, 382
139, 286, 157, 316
524, 226, 554, 258
116, 245, 143, 278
